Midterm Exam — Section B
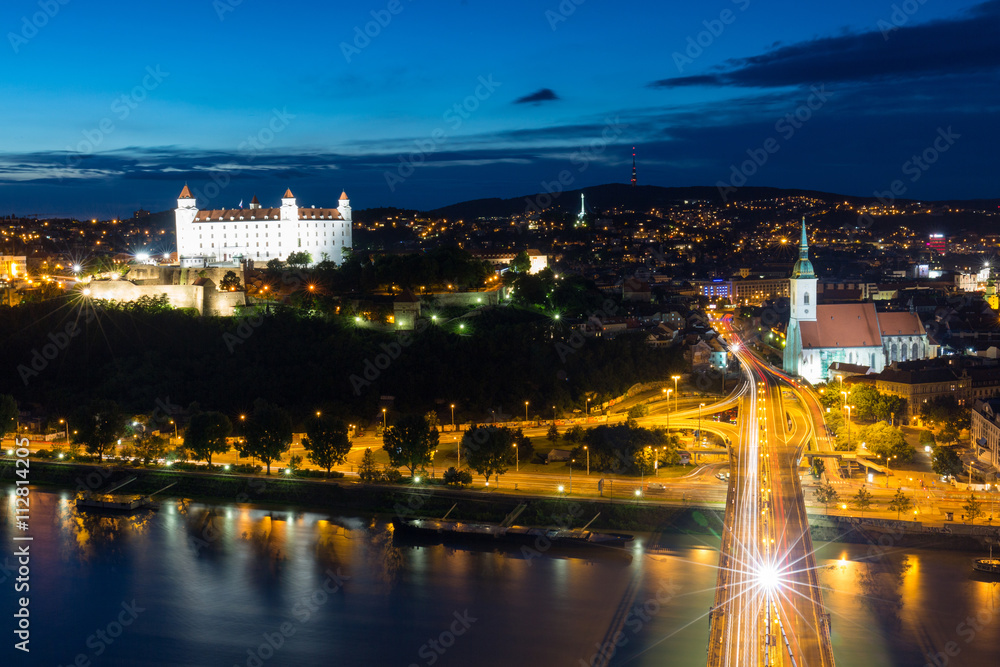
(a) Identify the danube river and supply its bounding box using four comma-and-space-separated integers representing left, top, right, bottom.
2, 489, 997, 666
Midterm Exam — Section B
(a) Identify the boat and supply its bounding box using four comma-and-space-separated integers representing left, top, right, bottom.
76, 478, 176, 513
393, 503, 635, 551
973, 544, 1000, 576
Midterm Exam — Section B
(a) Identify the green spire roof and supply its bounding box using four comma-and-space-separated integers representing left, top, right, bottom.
792, 217, 816, 279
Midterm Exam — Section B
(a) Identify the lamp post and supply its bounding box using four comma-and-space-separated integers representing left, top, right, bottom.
841, 390, 848, 410
382, 408, 387, 431
584, 445, 589, 475
450, 404, 455, 430
513, 443, 518, 472
886, 455, 896, 488
569, 458, 574, 494
698, 403, 705, 444
585, 397, 590, 420
169, 419, 178, 439
845, 405, 853, 448
524, 401, 529, 423
672, 375, 681, 411
552, 405, 557, 425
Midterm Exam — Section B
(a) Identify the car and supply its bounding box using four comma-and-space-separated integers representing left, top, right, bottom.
646, 482, 666, 493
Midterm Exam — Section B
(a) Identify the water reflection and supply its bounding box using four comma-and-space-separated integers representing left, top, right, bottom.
56, 494, 155, 562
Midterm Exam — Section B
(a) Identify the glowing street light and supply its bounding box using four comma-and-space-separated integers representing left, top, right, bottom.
524, 401, 529, 422
583, 445, 589, 475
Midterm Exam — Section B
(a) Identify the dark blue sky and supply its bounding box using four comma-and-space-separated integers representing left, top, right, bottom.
0, 0, 996, 217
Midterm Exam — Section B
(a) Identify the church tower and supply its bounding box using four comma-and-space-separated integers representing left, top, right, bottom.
784, 217, 817, 375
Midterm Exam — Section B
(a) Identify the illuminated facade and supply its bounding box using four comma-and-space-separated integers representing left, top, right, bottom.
175, 186, 352, 266
784, 219, 928, 383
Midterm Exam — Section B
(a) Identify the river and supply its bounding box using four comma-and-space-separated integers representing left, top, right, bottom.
1, 489, 997, 666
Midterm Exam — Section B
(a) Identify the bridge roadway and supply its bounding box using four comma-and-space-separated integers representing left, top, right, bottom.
706, 335, 836, 666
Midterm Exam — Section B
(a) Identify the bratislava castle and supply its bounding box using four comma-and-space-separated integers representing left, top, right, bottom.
174, 186, 353, 266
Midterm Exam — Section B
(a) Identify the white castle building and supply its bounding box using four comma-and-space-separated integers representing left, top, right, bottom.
175, 186, 353, 266
783, 218, 928, 384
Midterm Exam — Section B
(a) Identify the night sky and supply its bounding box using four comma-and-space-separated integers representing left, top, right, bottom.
0, 0, 996, 217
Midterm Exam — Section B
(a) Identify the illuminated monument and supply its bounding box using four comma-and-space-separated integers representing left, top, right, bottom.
783, 219, 928, 383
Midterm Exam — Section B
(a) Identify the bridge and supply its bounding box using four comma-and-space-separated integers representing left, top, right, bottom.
704, 330, 837, 666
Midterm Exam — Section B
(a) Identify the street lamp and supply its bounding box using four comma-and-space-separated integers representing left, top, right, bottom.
845, 405, 854, 447
524, 401, 529, 422
698, 403, 705, 444
382, 408, 387, 430
585, 397, 590, 419
513, 443, 518, 472
672, 375, 681, 411
569, 458, 574, 494
169, 419, 177, 439
552, 405, 557, 425
885, 454, 896, 488
450, 404, 455, 430
584, 445, 589, 475
840, 391, 848, 410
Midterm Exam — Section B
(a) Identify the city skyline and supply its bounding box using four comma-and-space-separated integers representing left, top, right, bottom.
0, 0, 996, 217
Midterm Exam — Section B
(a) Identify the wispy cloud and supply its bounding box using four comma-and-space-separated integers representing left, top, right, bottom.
513, 88, 560, 104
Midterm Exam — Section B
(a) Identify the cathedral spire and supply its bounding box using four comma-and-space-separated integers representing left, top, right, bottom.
799, 216, 809, 260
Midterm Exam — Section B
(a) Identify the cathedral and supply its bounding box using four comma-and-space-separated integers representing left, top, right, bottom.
174, 186, 353, 266
782, 219, 928, 384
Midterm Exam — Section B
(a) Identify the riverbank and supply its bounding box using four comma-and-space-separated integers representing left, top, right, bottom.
3, 460, 997, 551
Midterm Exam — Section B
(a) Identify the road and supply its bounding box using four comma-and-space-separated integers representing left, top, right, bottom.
707, 328, 836, 666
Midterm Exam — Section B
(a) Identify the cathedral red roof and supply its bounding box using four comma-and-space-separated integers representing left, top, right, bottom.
799, 303, 883, 349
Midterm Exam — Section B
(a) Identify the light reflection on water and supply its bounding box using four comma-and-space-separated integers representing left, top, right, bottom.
1, 489, 998, 666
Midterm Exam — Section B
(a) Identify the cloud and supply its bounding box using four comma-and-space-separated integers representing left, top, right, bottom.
651, 0, 1000, 89
513, 88, 560, 104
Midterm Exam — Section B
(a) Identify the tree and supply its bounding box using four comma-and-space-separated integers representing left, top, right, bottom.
563, 425, 586, 444
510, 250, 531, 274
134, 434, 168, 465
964, 494, 983, 524
302, 414, 351, 476
547, 423, 560, 445
887, 489, 913, 520
443, 467, 472, 487
424, 410, 440, 431
382, 414, 439, 478
939, 422, 962, 445
0, 394, 17, 439
811, 458, 826, 477
463, 426, 519, 484
627, 404, 649, 419
358, 448, 380, 483
932, 446, 963, 477
184, 411, 233, 466
852, 487, 874, 517
220, 270, 243, 292
71, 400, 127, 461
857, 422, 913, 462
815, 483, 839, 511
241, 400, 292, 474
286, 251, 313, 269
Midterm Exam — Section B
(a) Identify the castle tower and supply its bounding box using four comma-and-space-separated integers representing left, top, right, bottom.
338, 190, 352, 220
784, 217, 817, 375
175, 185, 198, 258
279, 188, 298, 222
249, 195, 260, 210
